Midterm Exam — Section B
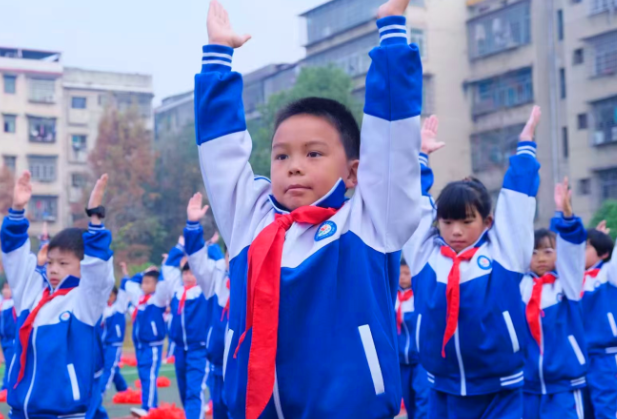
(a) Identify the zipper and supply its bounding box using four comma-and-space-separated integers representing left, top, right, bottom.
454, 326, 466, 396
23, 327, 38, 419
402, 321, 411, 364
181, 308, 188, 351
538, 316, 547, 394
273, 368, 285, 419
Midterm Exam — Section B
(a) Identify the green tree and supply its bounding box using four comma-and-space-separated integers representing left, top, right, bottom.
248, 65, 362, 177
589, 200, 617, 240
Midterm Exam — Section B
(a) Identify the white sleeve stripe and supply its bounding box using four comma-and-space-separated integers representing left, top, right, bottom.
378, 24, 407, 33
202, 59, 232, 67
380, 33, 408, 41
517, 150, 536, 157
419, 156, 428, 166
202, 52, 232, 60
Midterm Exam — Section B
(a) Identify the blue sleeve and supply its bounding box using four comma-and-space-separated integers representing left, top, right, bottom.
184, 221, 206, 257
130, 272, 143, 284
549, 211, 563, 233
1, 209, 29, 254
207, 243, 224, 261
82, 223, 113, 261
502, 142, 541, 197
120, 277, 129, 291
554, 214, 587, 301
165, 244, 185, 268
419, 153, 434, 197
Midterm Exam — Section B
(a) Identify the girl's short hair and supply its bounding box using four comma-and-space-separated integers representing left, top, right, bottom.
436, 177, 492, 221
534, 228, 556, 249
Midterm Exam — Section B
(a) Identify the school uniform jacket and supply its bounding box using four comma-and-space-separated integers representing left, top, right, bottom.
101, 277, 131, 347
396, 289, 419, 366
520, 213, 587, 394
581, 255, 617, 356
0, 298, 16, 349
194, 16, 422, 419
0, 209, 114, 419
184, 224, 229, 373
403, 145, 540, 397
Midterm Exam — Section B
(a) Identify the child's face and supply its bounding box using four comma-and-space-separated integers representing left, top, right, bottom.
108, 292, 117, 306
46, 247, 81, 289
585, 241, 602, 270
182, 269, 197, 288
270, 114, 359, 211
2, 284, 11, 300
399, 265, 411, 289
531, 237, 557, 277
141, 276, 157, 295
438, 208, 492, 254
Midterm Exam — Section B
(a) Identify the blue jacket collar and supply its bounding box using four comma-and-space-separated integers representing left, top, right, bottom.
53, 275, 80, 292
268, 178, 348, 215
529, 270, 558, 279
435, 228, 490, 255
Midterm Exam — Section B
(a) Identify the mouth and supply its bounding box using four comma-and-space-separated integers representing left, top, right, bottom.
285, 184, 311, 193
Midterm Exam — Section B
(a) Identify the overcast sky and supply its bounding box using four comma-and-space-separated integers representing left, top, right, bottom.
1, 0, 325, 105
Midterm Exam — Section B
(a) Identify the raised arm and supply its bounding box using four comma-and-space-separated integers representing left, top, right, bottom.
0, 172, 45, 315
194, 0, 271, 256
152, 241, 185, 307
402, 116, 442, 276
354, 1, 423, 252
77, 174, 116, 325
553, 178, 586, 300
488, 106, 542, 274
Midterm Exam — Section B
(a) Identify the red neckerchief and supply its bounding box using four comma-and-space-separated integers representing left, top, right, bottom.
132, 294, 152, 323
439, 246, 479, 358
178, 285, 196, 314
15, 287, 73, 387
234, 206, 337, 419
396, 289, 414, 334
221, 278, 230, 321
526, 273, 557, 351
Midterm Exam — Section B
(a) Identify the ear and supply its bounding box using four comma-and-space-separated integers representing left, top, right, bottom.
344, 159, 360, 189
484, 214, 494, 229
600, 252, 610, 260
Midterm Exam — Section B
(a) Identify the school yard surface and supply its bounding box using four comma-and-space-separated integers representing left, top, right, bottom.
0, 363, 408, 418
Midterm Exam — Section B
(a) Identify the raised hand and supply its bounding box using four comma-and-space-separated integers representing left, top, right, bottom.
88, 174, 108, 225
187, 193, 210, 222
554, 177, 572, 218
377, 0, 410, 18
12, 171, 32, 211
208, 0, 251, 48
596, 220, 611, 235
208, 230, 220, 245
178, 235, 185, 247
421, 115, 445, 155
37, 244, 48, 267
520, 106, 542, 142
120, 262, 129, 277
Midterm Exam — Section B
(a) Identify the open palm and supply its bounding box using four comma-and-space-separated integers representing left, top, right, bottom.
207, 0, 251, 48
520, 106, 541, 142
12, 171, 32, 211
421, 115, 445, 154
187, 193, 210, 222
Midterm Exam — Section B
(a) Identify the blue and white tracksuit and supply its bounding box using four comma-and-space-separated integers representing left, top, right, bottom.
0, 298, 16, 391
99, 277, 130, 395
402, 145, 540, 419
0, 209, 114, 419
396, 290, 428, 419
195, 16, 422, 419
184, 228, 229, 419
520, 213, 587, 419
128, 252, 182, 411
581, 252, 617, 419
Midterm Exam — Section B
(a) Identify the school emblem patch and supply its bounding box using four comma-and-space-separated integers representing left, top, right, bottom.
59, 311, 71, 322
477, 255, 492, 270
315, 221, 337, 242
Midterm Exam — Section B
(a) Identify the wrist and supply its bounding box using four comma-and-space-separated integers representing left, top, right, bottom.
11, 205, 25, 212
208, 40, 233, 48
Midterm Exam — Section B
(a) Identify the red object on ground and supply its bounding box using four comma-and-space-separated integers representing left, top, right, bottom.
0, 412, 4, 419
206, 400, 213, 416
112, 388, 142, 404
165, 356, 175, 364
135, 376, 171, 389
135, 379, 142, 389
0, 389, 6, 402
118, 361, 125, 369
121, 354, 137, 367
144, 403, 186, 419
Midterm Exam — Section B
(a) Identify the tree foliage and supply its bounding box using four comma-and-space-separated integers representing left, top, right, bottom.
248, 65, 362, 177
590, 199, 617, 241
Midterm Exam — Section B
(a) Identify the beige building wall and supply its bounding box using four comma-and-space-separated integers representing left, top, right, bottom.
0, 51, 66, 236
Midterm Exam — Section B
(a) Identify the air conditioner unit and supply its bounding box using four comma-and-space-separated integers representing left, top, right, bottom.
593, 130, 606, 145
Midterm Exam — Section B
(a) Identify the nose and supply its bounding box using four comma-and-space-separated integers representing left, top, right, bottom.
287, 156, 303, 176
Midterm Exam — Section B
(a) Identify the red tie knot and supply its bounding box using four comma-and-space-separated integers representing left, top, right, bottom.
440, 246, 478, 263
274, 213, 294, 230
536, 273, 557, 286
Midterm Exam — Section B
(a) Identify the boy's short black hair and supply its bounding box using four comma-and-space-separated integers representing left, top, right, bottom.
588, 228, 614, 261
436, 177, 492, 221
274, 97, 360, 160
48, 228, 85, 260
182, 262, 191, 272
534, 228, 556, 249
110, 286, 118, 296
400, 257, 408, 267
143, 270, 160, 282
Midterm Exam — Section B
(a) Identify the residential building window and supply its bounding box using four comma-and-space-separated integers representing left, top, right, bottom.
467, 0, 531, 59
409, 29, 426, 58
471, 68, 533, 117
71, 97, 87, 109
422, 76, 435, 115
3, 156, 16, 174
471, 123, 525, 173
98, 94, 109, 107
71, 135, 88, 162
28, 156, 57, 183
29, 196, 58, 222
3, 114, 16, 133
29, 78, 55, 103
590, 0, 617, 15
578, 178, 591, 195
562, 127, 569, 158
3, 75, 16, 94
71, 173, 87, 188
560, 68, 567, 99
578, 113, 588, 130
304, 32, 379, 78
588, 29, 617, 77
591, 95, 617, 145
573, 48, 584, 65
557, 10, 564, 41
599, 168, 617, 200
28, 117, 56, 143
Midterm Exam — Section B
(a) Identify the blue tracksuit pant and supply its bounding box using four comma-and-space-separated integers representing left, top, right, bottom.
400, 363, 429, 419
586, 353, 617, 419
429, 388, 523, 419
208, 368, 229, 419
524, 390, 585, 419
2, 342, 14, 390
175, 346, 208, 419
137, 344, 163, 411
101, 345, 128, 394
